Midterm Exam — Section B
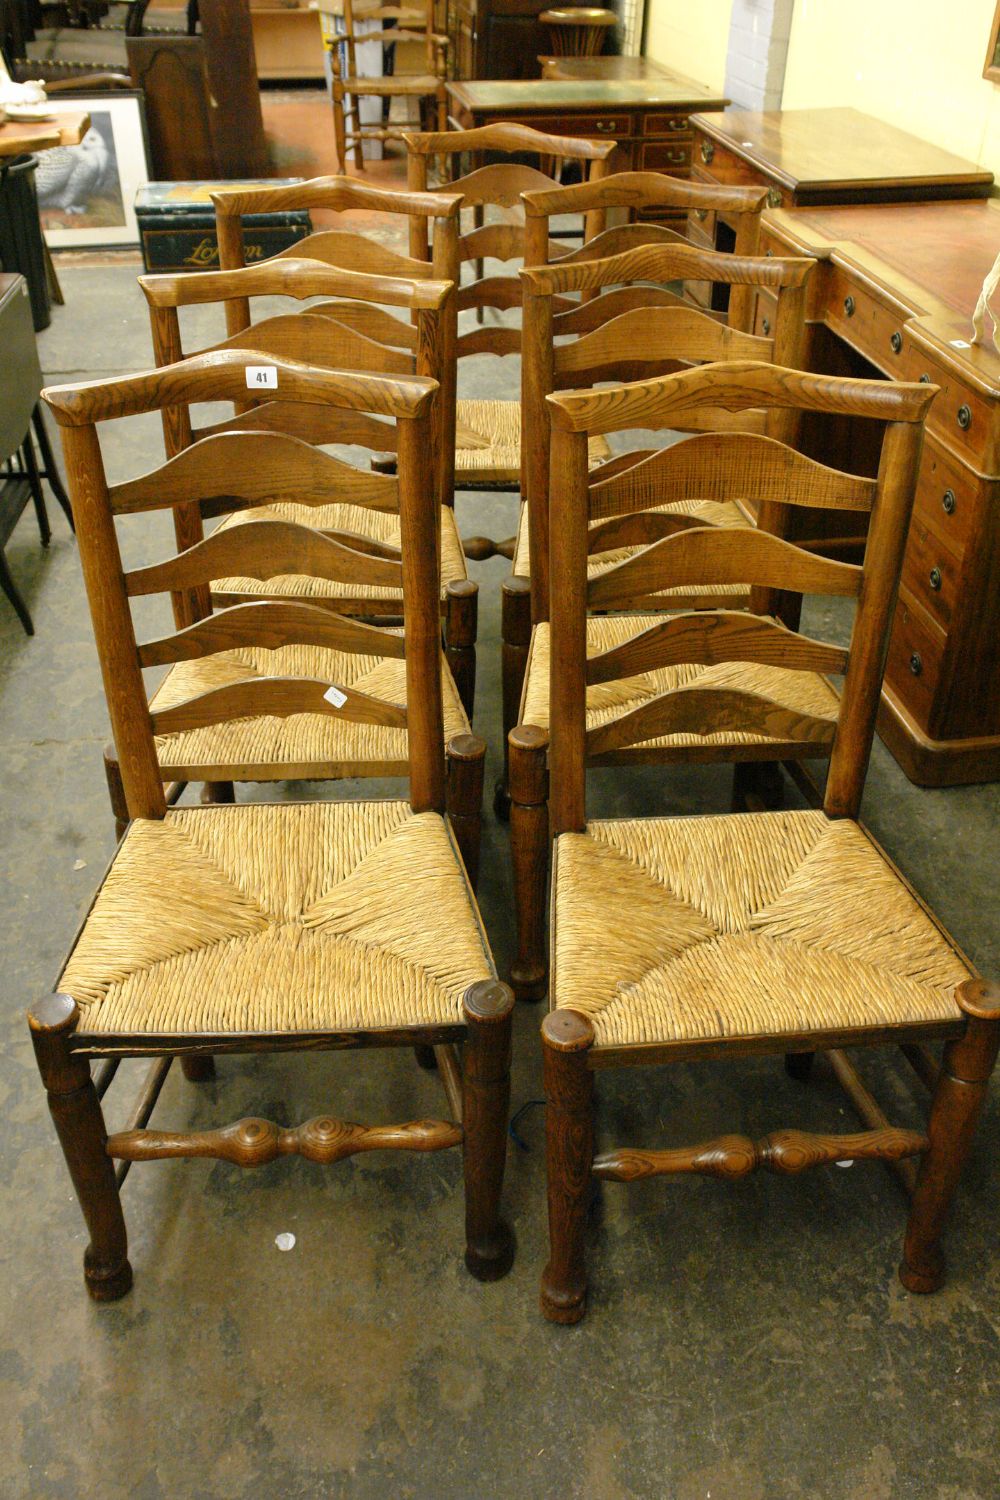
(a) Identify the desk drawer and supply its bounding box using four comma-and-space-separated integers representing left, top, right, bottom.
902, 514, 960, 630
753, 289, 777, 338
898, 340, 1000, 474
638, 141, 691, 173
693, 135, 764, 189
885, 587, 947, 725
686, 207, 715, 246
516, 113, 628, 140
911, 433, 981, 556
824, 265, 910, 372
643, 112, 692, 137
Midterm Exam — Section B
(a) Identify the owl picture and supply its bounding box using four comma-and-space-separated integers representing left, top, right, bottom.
36, 112, 124, 228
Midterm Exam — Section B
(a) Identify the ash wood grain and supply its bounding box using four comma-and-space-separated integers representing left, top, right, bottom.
149, 677, 407, 736
584, 686, 836, 757
587, 525, 862, 611
193, 403, 398, 453
211, 175, 464, 222
107, 1115, 460, 1165
553, 305, 771, 377
522, 170, 768, 218
203, 313, 415, 377
308, 299, 419, 351
592, 1128, 928, 1181
522, 243, 813, 297
139, 601, 404, 668
404, 121, 615, 161
126, 519, 403, 598
584, 611, 849, 684
553, 286, 691, 335
109, 431, 398, 516
140, 256, 452, 312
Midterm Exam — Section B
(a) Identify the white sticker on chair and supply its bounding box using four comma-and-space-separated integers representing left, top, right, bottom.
246, 365, 278, 389
324, 685, 348, 709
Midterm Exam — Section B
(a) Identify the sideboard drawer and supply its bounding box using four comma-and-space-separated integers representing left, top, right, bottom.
911, 434, 981, 556
637, 140, 692, 173
824, 264, 909, 371
901, 515, 961, 630
693, 135, 763, 188
899, 338, 1000, 475
885, 588, 947, 724
643, 112, 692, 137
517, 113, 628, 139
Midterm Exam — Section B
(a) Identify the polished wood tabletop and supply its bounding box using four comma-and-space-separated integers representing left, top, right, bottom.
692, 107, 993, 199
539, 54, 690, 81
0, 111, 90, 158
448, 74, 726, 111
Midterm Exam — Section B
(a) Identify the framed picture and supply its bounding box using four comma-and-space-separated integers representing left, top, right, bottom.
984, 2, 1000, 82
36, 92, 151, 249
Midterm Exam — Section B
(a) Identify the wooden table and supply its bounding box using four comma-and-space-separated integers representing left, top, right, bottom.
0, 111, 90, 158
755, 199, 1000, 787
447, 77, 729, 219
538, 55, 678, 81
689, 107, 993, 208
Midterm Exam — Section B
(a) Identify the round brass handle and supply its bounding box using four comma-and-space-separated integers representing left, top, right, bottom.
700, 139, 714, 163
909, 653, 923, 676
929, 567, 942, 591
761, 317, 771, 335
663, 149, 686, 163
942, 489, 956, 515
668, 117, 685, 131
766, 187, 783, 208
890, 331, 902, 354
957, 404, 972, 430
844, 295, 855, 317
694, 208, 708, 221
594, 121, 615, 133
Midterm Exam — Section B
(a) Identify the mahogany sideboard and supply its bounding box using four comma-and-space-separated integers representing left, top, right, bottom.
446, 76, 728, 217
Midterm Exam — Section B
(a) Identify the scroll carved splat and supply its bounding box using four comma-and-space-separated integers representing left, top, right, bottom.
592, 1128, 929, 1182
106, 1115, 463, 1168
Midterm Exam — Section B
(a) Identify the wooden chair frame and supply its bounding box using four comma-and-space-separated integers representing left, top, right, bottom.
499, 239, 813, 881
403, 124, 616, 552
330, 0, 448, 173
32, 350, 515, 1303
535, 359, 1000, 1323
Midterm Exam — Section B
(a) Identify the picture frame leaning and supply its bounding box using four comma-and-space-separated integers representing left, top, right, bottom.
35, 92, 151, 250
984, 2, 1000, 83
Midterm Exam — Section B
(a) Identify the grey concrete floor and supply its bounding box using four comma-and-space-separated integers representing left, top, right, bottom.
2, 260, 1000, 1499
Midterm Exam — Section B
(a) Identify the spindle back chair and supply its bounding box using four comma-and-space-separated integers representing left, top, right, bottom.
403, 123, 617, 516
535, 360, 1000, 1324
330, 0, 448, 173
32, 350, 515, 1306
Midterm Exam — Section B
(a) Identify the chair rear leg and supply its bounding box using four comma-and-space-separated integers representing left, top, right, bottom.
28, 995, 132, 1302
103, 743, 130, 842
444, 578, 478, 719
495, 575, 532, 818
509, 726, 549, 1003
201, 780, 236, 806
540, 1010, 595, 1324
462, 980, 516, 1280
900, 980, 1000, 1293
446, 733, 486, 891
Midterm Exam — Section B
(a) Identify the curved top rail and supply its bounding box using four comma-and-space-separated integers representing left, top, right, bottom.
402, 122, 616, 161
545, 360, 939, 435
140, 257, 453, 312
521, 242, 814, 295
43, 349, 438, 427
210, 176, 463, 220
522, 170, 769, 217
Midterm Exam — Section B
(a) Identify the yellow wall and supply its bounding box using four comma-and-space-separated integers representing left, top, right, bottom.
644, 0, 733, 92
782, 0, 1000, 176
643, 0, 1000, 176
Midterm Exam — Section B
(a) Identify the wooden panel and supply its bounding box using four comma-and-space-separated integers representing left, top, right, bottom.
637, 142, 692, 174
127, 37, 215, 180
198, 0, 269, 177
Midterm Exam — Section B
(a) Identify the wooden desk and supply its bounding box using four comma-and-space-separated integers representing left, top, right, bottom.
0, 112, 90, 158
689, 107, 993, 208
447, 77, 729, 218
756, 199, 1000, 787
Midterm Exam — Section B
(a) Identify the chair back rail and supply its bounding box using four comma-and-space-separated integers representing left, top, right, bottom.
43, 352, 445, 820
544, 362, 936, 832
201, 313, 416, 377
520, 246, 813, 621
191, 404, 398, 455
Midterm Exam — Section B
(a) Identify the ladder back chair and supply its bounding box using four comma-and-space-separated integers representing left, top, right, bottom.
32, 350, 515, 1304
138, 258, 479, 717
403, 123, 617, 540
330, 0, 448, 173
538, 360, 1000, 1324
498, 239, 813, 845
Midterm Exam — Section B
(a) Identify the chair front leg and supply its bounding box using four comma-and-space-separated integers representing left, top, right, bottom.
28, 995, 132, 1302
509, 725, 549, 1003
541, 1009, 595, 1324
495, 575, 532, 817
446, 733, 486, 891
444, 578, 478, 719
900, 979, 1000, 1293
103, 743, 129, 843
462, 980, 516, 1280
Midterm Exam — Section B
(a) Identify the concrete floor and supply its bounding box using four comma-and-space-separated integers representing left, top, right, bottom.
2, 250, 1000, 1500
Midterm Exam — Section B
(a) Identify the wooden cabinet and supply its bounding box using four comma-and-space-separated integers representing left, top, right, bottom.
448, 0, 571, 79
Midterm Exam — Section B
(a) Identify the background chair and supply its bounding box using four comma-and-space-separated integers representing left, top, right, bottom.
536, 359, 1000, 1324
330, 0, 448, 173
33, 350, 515, 1304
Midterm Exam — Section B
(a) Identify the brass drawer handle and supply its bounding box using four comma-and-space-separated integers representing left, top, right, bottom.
890, 331, 902, 354
929, 567, 942, 591
668, 117, 686, 131
942, 489, 956, 515
694, 208, 708, 221
662, 149, 687, 164
909, 652, 923, 676
594, 120, 616, 133
844, 295, 855, 317
957, 404, 972, 430
700, 139, 714, 163
761, 317, 771, 335
766, 187, 782, 208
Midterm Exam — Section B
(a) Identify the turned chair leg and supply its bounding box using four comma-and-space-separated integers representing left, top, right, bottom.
444, 579, 478, 720
103, 743, 129, 842
28, 994, 132, 1302
509, 725, 549, 1003
900, 979, 1000, 1293
332, 88, 347, 172
540, 1010, 595, 1324
446, 733, 486, 891
495, 575, 532, 819
201, 780, 236, 806
462, 980, 516, 1280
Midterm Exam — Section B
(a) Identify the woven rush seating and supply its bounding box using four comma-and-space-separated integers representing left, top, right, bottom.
149, 640, 469, 780
209, 501, 469, 609
550, 810, 969, 1050
521, 618, 839, 755
61, 802, 494, 1037
455, 399, 611, 488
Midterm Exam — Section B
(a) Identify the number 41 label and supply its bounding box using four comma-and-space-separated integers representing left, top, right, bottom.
246, 365, 278, 389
